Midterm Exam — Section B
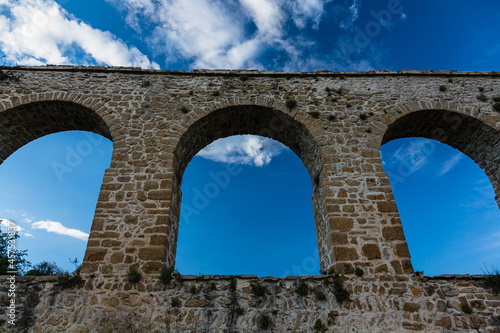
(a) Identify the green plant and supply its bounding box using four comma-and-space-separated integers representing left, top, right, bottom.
477, 93, 488, 102
25, 261, 67, 276
339, 75, 345, 80
461, 302, 473, 314
308, 111, 320, 119
366, 128, 372, 133
493, 102, 500, 112
325, 87, 331, 92
235, 306, 244, 316
208, 82, 214, 87
59, 273, 82, 289
210, 282, 217, 291
250, 282, 266, 296
230, 278, 237, 291
483, 266, 500, 295
359, 113, 367, 120
196, 273, 204, 281
211, 91, 220, 97
259, 314, 271, 329
346, 102, 352, 107
328, 267, 335, 275
1, 232, 30, 275
478, 87, 484, 92
354, 266, 364, 277
448, 78, 453, 83
171, 298, 181, 307
333, 274, 350, 304
189, 90, 194, 95
316, 291, 326, 301
189, 285, 198, 294
295, 282, 309, 296
141, 79, 151, 88
313, 319, 325, 331
159, 266, 175, 285
328, 115, 336, 121
492, 96, 500, 102
239, 74, 249, 81
439, 85, 447, 92
127, 268, 142, 284
285, 99, 297, 110
180, 106, 189, 114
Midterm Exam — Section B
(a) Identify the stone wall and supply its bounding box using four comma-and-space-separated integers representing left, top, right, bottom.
0, 66, 499, 331
1, 273, 499, 332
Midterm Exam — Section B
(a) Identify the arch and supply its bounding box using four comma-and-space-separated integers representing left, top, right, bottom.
381, 108, 500, 208
168, 104, 330, 270
0, 100, 113, 164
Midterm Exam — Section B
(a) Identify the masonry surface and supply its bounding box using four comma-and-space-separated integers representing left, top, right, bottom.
0, 66, 499, 332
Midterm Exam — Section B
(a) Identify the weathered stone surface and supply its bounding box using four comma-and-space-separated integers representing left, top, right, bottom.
0, 67, 499, 332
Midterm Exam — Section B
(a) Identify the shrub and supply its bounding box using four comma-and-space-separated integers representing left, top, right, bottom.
295, 282, 309, 296
493, 102, 500, 112
59, 273, 82, 289
235, 306, 244, 316
127, 268, 142, 284
492, 96, 500, 102
461, 302, 473, 314
448, 78, 453, 83
354, 267, 364, 277
483, 266, 500, 295
196, 273, 204, 281
141, 80, 151, 88
313, 319, 325, 331
251, 282, 266, 296
189, 285, 198, 294
478, 87, 484, 92
477, 93, 488, 102
189, 90, 194, 95
333, 274, 350, 304
327, 267, 335, 275
259, 314, 271, 329
308, 111, 320, 119
211, 91, 220, 97
346, 102, 352, 107
171, 298, 181, 307
359, 113, 367, 120
159, 267, 175, 285
210, 282, 217, 291
285, 99, 297, 110
180, 106, 189, 114
366, 128, 372, 134
1, 232, 30, 275
328, 115, 336, 121
25, 261, 67, 276
230, 278, 237, 292
325, 87, 331, 92
316, 291, 326, 301
439, 85, 447, 92
239, 74, 249, 81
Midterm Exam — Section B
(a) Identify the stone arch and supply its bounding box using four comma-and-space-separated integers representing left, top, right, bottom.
379, 102, 500, 207
166, 102, 333, 271
0, 99, 114, 164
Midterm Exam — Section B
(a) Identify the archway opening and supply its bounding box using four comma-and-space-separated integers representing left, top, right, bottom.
0, 131, 113, 273
381, 109, 500, 275
0, 101, 113, 273
170, 105, 329, 275
176, 135, 319, 276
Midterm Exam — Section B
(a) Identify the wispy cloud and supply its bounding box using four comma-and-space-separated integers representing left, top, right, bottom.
339, 0, 360, 30
438, 153, 463, 176
384, 139, 433, 174
197, 135, 288, 167
0, 0, 158, 68
0, 218, 23, 232
32, 220, 88, 241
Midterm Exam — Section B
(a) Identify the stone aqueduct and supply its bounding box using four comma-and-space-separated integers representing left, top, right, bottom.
0, 66, 499, 332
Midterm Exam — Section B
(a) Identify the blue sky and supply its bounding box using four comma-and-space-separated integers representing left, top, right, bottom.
0, 0, 499, 276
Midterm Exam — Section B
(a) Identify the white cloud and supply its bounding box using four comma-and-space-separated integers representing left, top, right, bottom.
438, 153, 463, 176
23, 232, 34, 238
286, 0, 331, 29
197, 135, 288, 167
339, 0, 360, 30
0, 218, 23, 232
0, 0, 159, 68
32, 220, 88, 241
